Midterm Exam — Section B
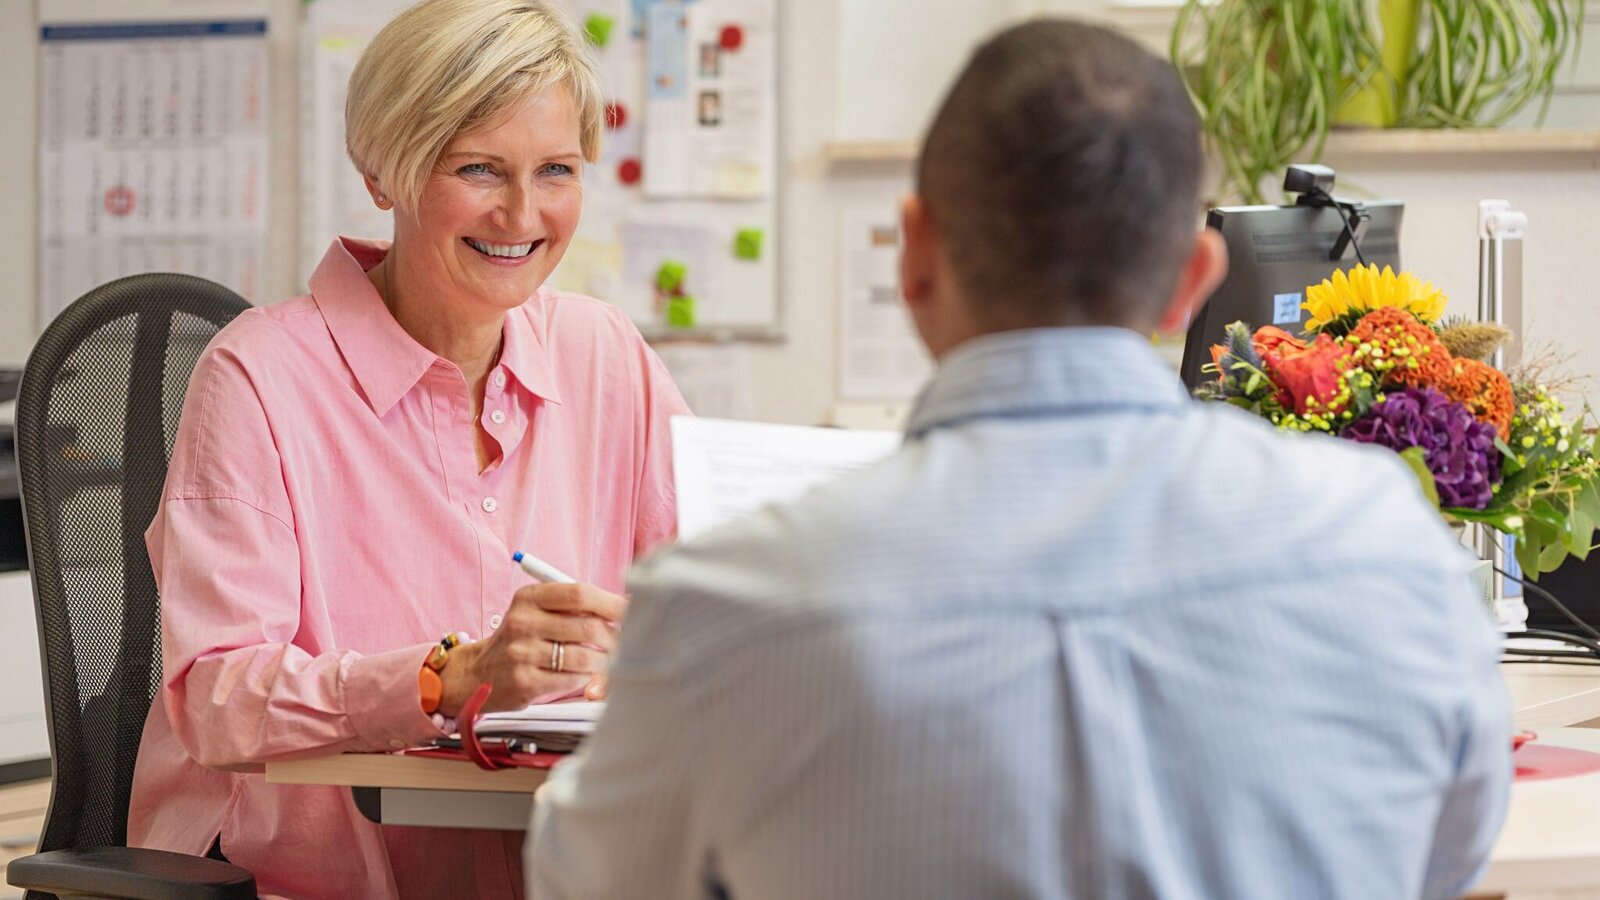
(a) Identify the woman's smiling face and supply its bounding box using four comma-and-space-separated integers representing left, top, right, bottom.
391, 84, 585, 315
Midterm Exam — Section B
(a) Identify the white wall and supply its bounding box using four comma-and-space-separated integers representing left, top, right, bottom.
2, 1, 1598, 427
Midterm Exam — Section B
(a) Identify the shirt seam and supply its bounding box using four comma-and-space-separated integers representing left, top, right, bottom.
160, 493, 294, 534
185, 355, 223, 494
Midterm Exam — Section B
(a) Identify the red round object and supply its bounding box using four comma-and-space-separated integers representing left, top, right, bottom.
103, 185, 136, 217
618, 158, 642, 186
718, 24, 743, 51
604, 101, 627, 130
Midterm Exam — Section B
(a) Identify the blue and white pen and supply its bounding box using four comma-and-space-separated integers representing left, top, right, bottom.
512, 550, 576, 584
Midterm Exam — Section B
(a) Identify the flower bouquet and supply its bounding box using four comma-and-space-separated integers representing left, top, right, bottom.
1200, 264, 1600, 579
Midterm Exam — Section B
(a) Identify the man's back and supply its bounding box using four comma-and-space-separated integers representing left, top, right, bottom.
529, 329, 1510, 900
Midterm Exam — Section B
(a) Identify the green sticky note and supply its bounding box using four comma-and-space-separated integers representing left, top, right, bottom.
655, 260, 687, 294
666, 295, 697, 329
733, 228, 764, 260
584, 13, 615, 47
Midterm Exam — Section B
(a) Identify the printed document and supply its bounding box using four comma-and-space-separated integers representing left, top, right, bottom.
671, 416, 901, 541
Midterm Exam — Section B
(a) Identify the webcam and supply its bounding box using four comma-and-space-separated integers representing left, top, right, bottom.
1283, 164, 1368, 262
1283, 163, 1337, 198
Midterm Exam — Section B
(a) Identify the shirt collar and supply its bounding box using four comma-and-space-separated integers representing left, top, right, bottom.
499, 290, 563, 406
905, 327, 1192, 440
309, 237, 562, 415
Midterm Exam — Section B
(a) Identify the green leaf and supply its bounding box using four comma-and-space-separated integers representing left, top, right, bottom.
1516, 527, 1542, 576
1539, 538, 1573, 574
1447, 505, 1526, 535
1398, 447, 1441, 506
1570, 508, 1595, 561
1530, 497, 1572, 539
1578, 479, 1600, 524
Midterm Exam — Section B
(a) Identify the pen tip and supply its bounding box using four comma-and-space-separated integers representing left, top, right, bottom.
512, 551, 524, 562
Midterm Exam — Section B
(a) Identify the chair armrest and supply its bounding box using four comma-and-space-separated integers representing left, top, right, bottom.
6, 846, 255, 900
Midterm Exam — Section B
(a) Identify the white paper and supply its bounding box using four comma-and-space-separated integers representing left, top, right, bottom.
642, 0, 775, 199
653, 342, 752, 420
620, 220, 720, 320
476, 700, 605, 736
838, 207, 933, 400
37, 20, 270, 322
671, 416, 901, 541
299, 1, 412, 279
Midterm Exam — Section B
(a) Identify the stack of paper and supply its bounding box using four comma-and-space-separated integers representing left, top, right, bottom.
473, 701, 604, 749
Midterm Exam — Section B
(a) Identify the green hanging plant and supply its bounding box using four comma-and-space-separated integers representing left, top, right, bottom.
1172, 0, 1585, 203
1401, 0, 1581, 127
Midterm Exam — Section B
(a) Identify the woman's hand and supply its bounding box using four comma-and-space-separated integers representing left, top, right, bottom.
438, 583, 628, 716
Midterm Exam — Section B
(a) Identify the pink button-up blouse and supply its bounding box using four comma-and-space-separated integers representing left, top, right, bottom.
127, 238, 689, 899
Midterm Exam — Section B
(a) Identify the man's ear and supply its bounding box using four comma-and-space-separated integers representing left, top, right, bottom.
899, 194, 939, 310
1157, 228, 1228, 333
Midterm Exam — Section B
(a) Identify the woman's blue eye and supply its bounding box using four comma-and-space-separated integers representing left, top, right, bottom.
459, 163, 494, 176
544, 163, 574, 176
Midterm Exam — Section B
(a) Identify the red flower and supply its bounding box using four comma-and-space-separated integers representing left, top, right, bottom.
1251, 326, 1305, 358
1263, 334, 1353, 415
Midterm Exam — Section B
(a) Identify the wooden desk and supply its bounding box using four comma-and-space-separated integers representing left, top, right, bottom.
269, 728, 1600, 895
266, 753, 547, 830
264, 662, 1600, 893
1503, 662, 1600, 730
1474, 727, 1600, 895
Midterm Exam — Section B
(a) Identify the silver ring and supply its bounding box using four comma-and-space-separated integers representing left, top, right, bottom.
551, 641, 565, 673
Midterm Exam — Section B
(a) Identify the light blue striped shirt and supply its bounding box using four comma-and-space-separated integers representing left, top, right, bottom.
529, 328, 1510, 900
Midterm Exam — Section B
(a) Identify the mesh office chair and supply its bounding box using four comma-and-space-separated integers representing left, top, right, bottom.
6, 275, 256, 900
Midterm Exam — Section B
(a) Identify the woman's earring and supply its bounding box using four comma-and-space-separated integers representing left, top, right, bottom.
376, 194, 391, 210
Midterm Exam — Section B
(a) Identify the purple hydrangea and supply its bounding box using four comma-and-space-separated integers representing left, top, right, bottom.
1341, 387, 1502, 509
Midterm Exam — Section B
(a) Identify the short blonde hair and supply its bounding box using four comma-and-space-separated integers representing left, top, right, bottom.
346, 0, 603, 211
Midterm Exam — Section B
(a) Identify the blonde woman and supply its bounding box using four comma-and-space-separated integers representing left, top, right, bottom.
126, 2, 687, 896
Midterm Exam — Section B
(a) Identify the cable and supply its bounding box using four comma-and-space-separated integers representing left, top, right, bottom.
1494, 565, 1600, 640
1499, 656, 1600, 667
1335, 205, 1368, 267
1504, 627, 1600, 656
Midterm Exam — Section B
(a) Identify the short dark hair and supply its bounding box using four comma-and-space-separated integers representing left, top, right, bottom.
916, 19, 1202, 329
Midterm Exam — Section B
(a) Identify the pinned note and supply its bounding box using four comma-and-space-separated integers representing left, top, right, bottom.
733, 228, 764, 261
656, 260, 687, 294
666, 295, 697, 329
584, 13, 616, 47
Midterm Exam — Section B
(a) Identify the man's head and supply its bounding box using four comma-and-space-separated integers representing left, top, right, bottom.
901, 19, 1227, 357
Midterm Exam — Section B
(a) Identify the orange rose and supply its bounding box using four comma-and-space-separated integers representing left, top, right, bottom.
1251, 326, 1305, 359
1263, 334, 1353, 415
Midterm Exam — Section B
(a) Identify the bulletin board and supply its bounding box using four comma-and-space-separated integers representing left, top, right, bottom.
301, 0, 781, 341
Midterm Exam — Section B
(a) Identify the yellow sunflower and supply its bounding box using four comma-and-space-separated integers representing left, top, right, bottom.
1302, 264, 1447, 332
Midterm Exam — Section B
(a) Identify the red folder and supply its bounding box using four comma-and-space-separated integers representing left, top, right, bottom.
399, 684, 570, 771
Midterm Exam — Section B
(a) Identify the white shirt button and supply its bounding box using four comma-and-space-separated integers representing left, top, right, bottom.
490, 409, 506, 425
489, 614, 503, 630
481, 496, 498, 513
492, 371, 507, 389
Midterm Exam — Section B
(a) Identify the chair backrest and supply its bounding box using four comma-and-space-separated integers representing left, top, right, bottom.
15, 274, 250, 862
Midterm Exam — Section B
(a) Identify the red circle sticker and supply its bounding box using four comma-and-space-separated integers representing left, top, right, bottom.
605, 101, 627, 130
618, 158, 642, 186
719, 25, 743, 51
103, 185, 136, 217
